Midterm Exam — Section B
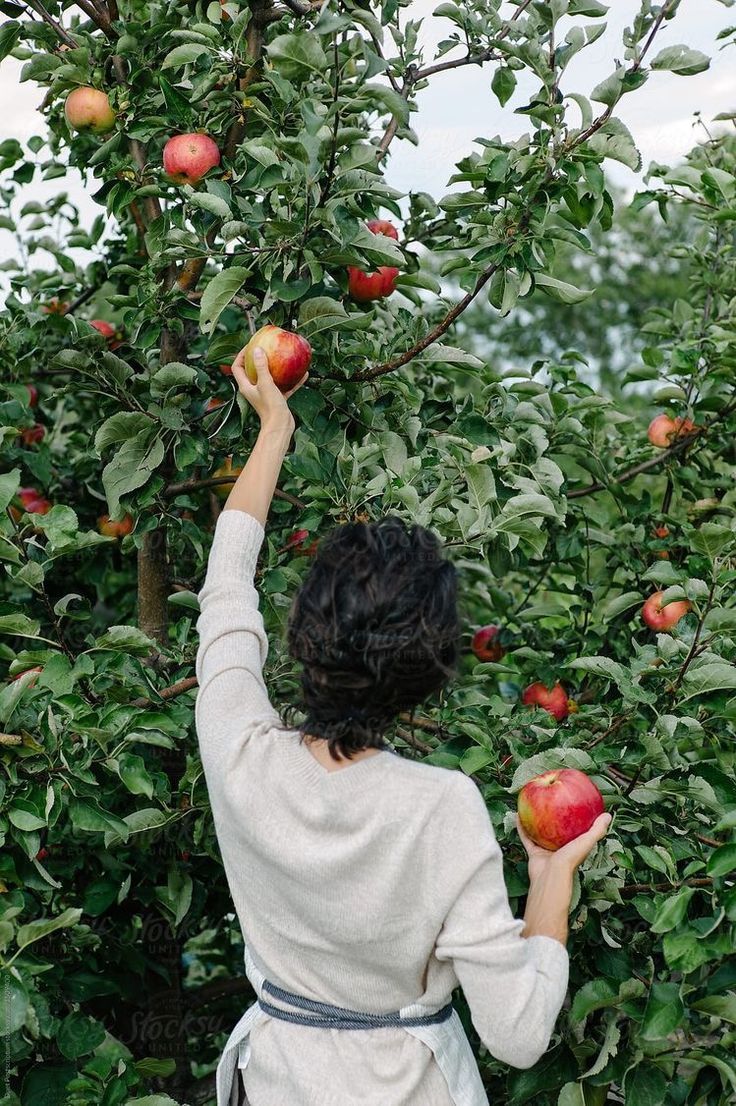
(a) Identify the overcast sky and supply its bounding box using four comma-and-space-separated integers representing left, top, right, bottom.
1, 0, 734, 285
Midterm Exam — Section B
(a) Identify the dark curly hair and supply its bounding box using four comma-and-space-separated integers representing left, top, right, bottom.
284, 515, 460, 761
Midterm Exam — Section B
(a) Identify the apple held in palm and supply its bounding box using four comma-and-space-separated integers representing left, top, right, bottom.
347, 219, 400, 302
518, 768, 605, 851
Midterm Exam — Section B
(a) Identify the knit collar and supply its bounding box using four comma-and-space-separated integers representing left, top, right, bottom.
281, 729, 396, 791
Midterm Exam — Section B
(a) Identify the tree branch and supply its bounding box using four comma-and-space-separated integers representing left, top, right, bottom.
620, 877, 713, 899
132, 675, 199, 709
22, 0, 77, 47
163, 477, 305, 508
186, 976, 255, 1010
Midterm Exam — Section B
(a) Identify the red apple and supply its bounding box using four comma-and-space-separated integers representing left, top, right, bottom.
286, 528, 318, 556
243, 324, 311, 393
647, 414, 699, 449
26, 386, 38, 407
15, 488, 52, 516
471, 624, 505, 663
347, 219, 400, 302
642, 590, 691, 632
36, 847, 50, 861
218, 362, 233, 376
98, 513, 134, 538
522, 682, 570, 722
163, 133, 221, 186
19, 424, 45, 446
653, 525, 670, 560
205, 397, 226, 412
212, 456, 242, 500
518, 768, 605, 851
64, 87, 116, 134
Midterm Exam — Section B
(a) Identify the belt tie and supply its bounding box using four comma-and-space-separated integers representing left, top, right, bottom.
259, 978, 454, 1030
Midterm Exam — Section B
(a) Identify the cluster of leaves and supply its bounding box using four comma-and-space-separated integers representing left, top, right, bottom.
0, 1, 735, 1104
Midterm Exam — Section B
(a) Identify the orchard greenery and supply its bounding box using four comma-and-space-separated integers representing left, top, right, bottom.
0, 1, 735, 1105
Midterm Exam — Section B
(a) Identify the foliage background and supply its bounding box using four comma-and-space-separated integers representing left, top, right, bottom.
0, 1, 735, 1105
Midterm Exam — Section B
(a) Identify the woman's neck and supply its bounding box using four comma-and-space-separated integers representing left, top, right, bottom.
303, 736, 384, 773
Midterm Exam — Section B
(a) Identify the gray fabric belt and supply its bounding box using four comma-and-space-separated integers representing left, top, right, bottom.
259, 978, 454, 1030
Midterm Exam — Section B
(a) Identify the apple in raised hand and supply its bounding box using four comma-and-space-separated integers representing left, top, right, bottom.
647, 414, 699, 449
64, 87, 116, 134
243, 324, 312, 393
471, 624, 505, 663
522, 682, 570, 722
518, 768, 605, 851
163, 133, 221, 186
642, 590, 691, 632
347, 219, 400, 303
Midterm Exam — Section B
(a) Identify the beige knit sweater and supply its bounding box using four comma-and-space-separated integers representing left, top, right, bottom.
195, 508, 570, 1106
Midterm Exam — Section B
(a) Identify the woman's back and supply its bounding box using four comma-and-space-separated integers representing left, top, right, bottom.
196, 509, 570, 1106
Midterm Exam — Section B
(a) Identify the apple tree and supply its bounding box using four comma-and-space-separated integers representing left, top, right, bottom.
0, 1, 735, 1104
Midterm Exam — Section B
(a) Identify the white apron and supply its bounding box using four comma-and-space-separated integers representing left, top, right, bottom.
215, 942, 489, 1106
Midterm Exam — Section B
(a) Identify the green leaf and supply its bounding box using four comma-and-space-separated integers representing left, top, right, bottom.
0, 613, 41, 638
93, 625, 157, 654
199, 266, 251, 335
0, 970, 29, 1034
693, 995, 736, 1026
492, 66, 517, 107
601, 591, 643, 621
266, 33, 327, 80
623, 1063, 668, 1106
116, 752, 154, 798
161, 43, 210, 69
640, 981, 684, 1040
587, 118, 642, 171
57, 1011, 106, 1059
590, 66, 626, 107
188, 191, 232, 220
651, 45, 711, 76
95, 412, 152, 454
681, 663, 736, 701
706, 843, 736, 877
16, 907, 82, 951
650, 886, 696, 933
150, 362, 197, 395
102, 431, 165, 518
0, 20, 21, 62
0, 467, 20, 511
534, 273, 593, 305
416, 343, 483, 367
69, 800, 130, 841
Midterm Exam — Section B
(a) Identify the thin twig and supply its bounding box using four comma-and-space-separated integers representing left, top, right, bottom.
22, 0, 77, 46
620, 877, 713, 899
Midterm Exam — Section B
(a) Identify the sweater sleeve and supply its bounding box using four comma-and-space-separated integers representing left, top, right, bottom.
434, 773, 569, 1070
194, 509, 281, 765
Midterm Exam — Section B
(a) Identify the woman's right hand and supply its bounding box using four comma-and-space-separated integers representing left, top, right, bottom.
517, 812, 612, 883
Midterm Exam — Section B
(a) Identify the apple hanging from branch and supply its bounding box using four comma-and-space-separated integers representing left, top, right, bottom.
64, 87, 116, 134
642, 590, 691, 631
163, 133, 221, 186
347, 219, 400, 302
471, 624, 505, 662
647, 414, 700, 449
521, 682, 571, 721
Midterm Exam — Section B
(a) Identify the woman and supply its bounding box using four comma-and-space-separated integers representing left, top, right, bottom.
195, 344, 612, 1106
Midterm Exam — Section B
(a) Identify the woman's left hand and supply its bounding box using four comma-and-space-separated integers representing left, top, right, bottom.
231, 345, 308, 428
